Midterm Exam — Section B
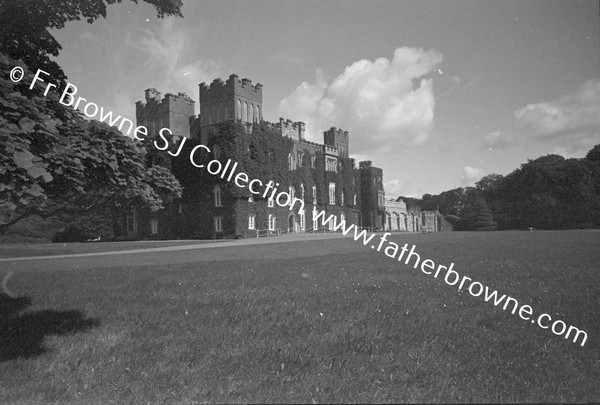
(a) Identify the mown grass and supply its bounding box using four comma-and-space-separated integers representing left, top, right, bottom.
0, 231, 599, 403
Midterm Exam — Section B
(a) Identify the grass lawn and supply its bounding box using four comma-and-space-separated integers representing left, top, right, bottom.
0, 231, 599, 403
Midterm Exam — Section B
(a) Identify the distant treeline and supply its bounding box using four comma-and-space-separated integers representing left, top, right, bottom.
399, 145, 600, 231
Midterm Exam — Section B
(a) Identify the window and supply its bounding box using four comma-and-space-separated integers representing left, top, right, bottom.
248, 103, 253, 123
288, 153, 295, 170
341, 191, 344, 206
214, 186, 222, 207
150, 218, 158, 235
213, 145, 221, 160
248, 215, 255, 230
214, 216, 223, 232
268, 214, 276, 231
328, 214, 335, 230
268, 197, 274, 207
300, 184, 305, 201
311, 155, 316, 168
237, 99, 242, 119
353, 194, 357, 206
312, 185, 317, 204
299, 210, 305, 230
298, 152, 304, 167
329, 182, 336, 205
178, 203, 183, 214
312, 208, 318, 230
326, 156, 337, 172
255, 105, 260, 121
243, 101, 248, 121
289, 186, 294, 200
126, 210, 137, 233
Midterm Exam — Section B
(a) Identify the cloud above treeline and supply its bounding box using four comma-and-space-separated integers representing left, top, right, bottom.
278, 47, 443, 154
459, 166, 485, 187
484, 79, 600, 156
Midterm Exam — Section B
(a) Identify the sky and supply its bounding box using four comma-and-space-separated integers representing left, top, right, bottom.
50, 0, 600, 198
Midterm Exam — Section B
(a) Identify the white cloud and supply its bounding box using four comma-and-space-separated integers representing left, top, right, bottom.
278, 47, 443, 153
483, 130, 515, 148
459, 166, 484, 187
383, 178, 412, 198
514, 79, 600, 155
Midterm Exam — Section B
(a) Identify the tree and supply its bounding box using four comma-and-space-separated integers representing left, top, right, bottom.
586, 145, 600, 162
0, 0, 183, 85
0, 53, 182, 234
458, 189, 497, 231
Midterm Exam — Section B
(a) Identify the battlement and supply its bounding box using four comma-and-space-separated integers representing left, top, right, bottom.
324, 126, 349, 157
136, 88, 195, 138
199, 73, 263, 94
199, 73, 263, 126
276, 117, 305, 140
136, 89, 194, 110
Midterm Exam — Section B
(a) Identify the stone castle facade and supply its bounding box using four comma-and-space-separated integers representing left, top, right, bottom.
124, 74, 440, 239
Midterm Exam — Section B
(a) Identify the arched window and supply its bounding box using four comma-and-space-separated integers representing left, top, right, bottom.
329, 182, 336, 205
341, 191, 344, 206
248, 103, 253, 123
300, 184, 305, 201
214, 186, 222, 207
312, 185, 317, 204
236, 99, 242, 119
256, 105, 261, 121
243, 101, 248, 122
268, 214, 276, 231
289, 186, 295, 200
299, 210, 305, 231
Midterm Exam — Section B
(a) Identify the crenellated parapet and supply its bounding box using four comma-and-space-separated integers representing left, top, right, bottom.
276, 117, 305, 140
135, 88, 195, 137
324, 126, 349, 157
199, 73, 263, 128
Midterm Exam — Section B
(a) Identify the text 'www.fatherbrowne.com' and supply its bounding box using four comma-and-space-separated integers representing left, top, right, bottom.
313, 210, 588, 347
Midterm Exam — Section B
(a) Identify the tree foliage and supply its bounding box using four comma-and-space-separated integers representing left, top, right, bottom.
0, 52, 182, 233
406, 148, 600, 231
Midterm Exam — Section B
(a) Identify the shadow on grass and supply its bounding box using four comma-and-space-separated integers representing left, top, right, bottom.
0, 293, 100, 362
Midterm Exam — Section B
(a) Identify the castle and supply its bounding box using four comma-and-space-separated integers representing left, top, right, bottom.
121, 74, 441, 239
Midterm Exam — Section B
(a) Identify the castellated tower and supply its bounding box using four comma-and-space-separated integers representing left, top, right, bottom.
199, 74, 263, 137
359, 160, 385, 229
135, 88, 195, 138
323, 127, 349, 157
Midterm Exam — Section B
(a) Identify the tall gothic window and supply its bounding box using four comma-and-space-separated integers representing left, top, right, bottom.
329, 182, 336, 205
214, 186, 222, 207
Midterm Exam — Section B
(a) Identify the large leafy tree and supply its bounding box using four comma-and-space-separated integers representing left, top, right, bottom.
1, 0, 184, 236
0, 0, 182, 85
0, 53, 182, 234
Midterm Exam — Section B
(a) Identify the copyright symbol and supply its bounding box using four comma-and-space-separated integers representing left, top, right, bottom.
10, 66, 24, 82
